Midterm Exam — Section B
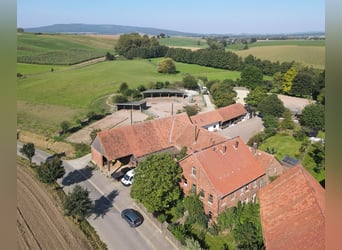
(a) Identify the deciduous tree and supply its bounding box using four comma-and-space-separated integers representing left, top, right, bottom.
240, 65, 263, 89
282, 66, 297, 94
258, 94, 285, 118
20, 142, 35, 165
157, 58, 177, 74
63, 185, 94, 221
36, 156, 65, 183
131, 154, 182, 214
299, 104, 325, 130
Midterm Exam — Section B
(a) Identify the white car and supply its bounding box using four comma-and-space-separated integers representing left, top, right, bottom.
121, 169, 135, 186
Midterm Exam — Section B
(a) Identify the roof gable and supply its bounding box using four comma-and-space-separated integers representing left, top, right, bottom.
181, 137, 265, 196
190, 103, 247, 128
259, 165, 325, 249
94, 112, 227, 160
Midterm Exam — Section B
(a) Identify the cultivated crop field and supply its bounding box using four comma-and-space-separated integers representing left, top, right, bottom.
235, 45, 325, 69
17, 33, 116, 65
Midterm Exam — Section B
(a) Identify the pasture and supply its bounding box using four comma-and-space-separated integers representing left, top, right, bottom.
157, 36, 208, 49
17, 58, 240, 135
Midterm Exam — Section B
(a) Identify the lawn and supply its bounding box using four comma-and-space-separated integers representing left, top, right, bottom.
259, 134, 302, 161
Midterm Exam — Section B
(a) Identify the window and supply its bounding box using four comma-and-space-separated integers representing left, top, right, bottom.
199, 189, 205, 199
252, 193, 256, 203
183, 178, 188, 186
192, 166, 196, 177
208, 194, 213, 204
191, 184, 196, 194
253, 180, 257, 188
208, 211, 212, 220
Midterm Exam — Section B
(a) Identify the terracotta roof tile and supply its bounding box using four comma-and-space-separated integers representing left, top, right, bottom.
216, 103, 247, 122
95, 113, 226, 160
190, 103, 247, 128
259, 165, 325, 250
184, 137, 265, 196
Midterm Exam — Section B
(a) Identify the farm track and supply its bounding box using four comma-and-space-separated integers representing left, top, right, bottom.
17, 164, 91, 250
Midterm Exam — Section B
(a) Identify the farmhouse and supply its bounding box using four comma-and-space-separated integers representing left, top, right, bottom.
178, 136, 267, 219
258, 164, 325, 249
91, 113, 226, 172
190, 103, 249, 131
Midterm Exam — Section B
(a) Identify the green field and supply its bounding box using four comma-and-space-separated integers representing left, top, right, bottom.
17, 33, 116, 65
17, 58, 241, 135
158, 36, 208, 49
17, 63, 68, 75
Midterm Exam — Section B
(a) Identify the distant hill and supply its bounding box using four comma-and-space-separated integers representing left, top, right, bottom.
22, 23, 324, 38
23, 23, 204, 37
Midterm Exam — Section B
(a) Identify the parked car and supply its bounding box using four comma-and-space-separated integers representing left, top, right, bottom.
121, 169, 135, 186
121, 208, 144, 227
111, 167, 133, 181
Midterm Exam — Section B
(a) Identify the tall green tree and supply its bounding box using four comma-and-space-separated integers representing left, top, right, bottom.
240, 65, 263, 89
299, 104, 325, 130
131, 153, 182, 214
183, 74, 198, 90
290, 71, 313, 97
20, 142, 35, 165
258, 94, 285, 118
63, 185, 94, 221
36, 156, 65, 184
244, 86, 268, 109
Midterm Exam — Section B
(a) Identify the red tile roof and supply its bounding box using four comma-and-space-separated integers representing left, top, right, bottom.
190, 103, 247, 128
181, 136, 265, 196
216, 103, 247, 122
95, 113, 226, 160
259, 165, 325, 250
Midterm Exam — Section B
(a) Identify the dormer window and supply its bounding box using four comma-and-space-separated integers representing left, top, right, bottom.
192, 166, 196, 177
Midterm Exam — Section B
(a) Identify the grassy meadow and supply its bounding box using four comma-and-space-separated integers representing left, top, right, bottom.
17, 33, 325, 135
17, 58, 241, 135
157, 36, 208, 49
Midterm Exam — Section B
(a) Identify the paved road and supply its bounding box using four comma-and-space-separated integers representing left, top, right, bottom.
17, 142, 177, 250
202, 94, 215, 112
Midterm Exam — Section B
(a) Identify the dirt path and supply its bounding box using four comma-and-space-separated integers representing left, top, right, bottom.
17, 163, 91, 250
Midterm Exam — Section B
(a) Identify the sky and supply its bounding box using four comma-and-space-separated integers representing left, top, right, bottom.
17, 0, 325, 34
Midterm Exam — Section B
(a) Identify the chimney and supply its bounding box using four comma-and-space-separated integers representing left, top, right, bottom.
235, 140, 239, 149
194, 125, 200, 144
253, 142, 258, 155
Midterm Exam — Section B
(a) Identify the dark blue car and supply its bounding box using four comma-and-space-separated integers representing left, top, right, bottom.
121, 209, 144, 227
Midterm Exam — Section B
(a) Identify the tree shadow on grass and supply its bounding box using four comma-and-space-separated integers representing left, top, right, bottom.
62, 167, 93, 186
93, 190, 119, 219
